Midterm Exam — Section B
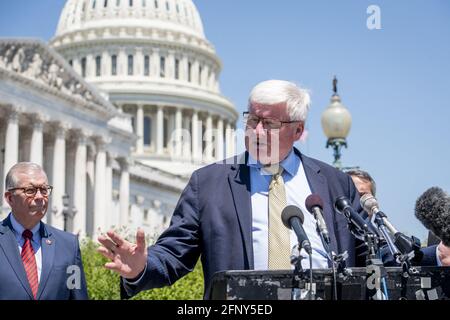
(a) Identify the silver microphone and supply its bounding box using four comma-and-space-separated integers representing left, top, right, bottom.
360, 193, 398, 235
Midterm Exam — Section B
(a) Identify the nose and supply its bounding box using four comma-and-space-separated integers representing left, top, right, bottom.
254, 120, 266, 136
34, 189, 45, 199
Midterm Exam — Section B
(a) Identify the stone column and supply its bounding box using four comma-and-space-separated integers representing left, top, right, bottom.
182, 115, 191, 160
102, 50, 111, 77
136, 104, 144, 153
156, 105, 164, 155
86, 54, 94, 78
205, 113, 213, 161
167, 50, 175, 79
191, 111, 199, 162
181, 55, 188, 81
216, 117, 224, 160
3, 109, 19, 182
151, 49, 160, 78
175, 108, 182, 158
86, 146, 95, 237
225, 122, 233, 158
51, 123, 69, 230
72, 131, 87, 238
118, 47, 126, 76
29, 114, 45, 166
119, 158, 130, 227
93, 138, 107, 234
135, 47, 143, 76
105, 153, 114, 230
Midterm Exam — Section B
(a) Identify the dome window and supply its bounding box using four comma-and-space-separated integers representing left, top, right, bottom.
175, 59, 180, 80
96, 56, 102, 76
116, 0, 120, 6
144, 116, 152, 145
129, 0, 133, 7
144, 55, 150, 76
142, 0, 146, 7
165, 1, 169, 11
154, 0, 158, 9
188, 61, 192, 82
128, 54, 134, 75
198, 65, 202, 85
81, 57, 87, 77
111, 55, 117, 75
176, 3, 179, 13
160, 56, 165, 78
92, 0, 97, 9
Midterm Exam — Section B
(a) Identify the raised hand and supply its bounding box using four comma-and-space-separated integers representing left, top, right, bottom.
438, 241, 450, 266
97, 228, 148, 279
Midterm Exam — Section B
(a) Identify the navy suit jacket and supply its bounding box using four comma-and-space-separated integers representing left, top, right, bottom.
0, 214, 88, 300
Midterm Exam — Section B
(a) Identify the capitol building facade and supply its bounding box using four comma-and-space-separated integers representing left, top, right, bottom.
0, 0, 238, 239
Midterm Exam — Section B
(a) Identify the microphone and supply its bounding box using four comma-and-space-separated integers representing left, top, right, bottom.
361, 193, 423, 260
415, 187, 450, 247
305, 194, 331, 245
334, 196, 370, 233
281, 205, 312, 255
360, 193, 398, 234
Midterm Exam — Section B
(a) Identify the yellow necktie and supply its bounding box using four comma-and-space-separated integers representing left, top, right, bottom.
267, 166, 291, 269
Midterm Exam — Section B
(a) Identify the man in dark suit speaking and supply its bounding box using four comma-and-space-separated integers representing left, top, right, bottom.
97, 80, 447, 299
0, 162, 88, 300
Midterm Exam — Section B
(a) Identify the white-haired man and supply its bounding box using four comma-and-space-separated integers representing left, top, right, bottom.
98, 80, 446, 299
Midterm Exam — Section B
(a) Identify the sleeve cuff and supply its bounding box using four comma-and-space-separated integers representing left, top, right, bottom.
122, 262, 148, 285
436, 245, 442, 266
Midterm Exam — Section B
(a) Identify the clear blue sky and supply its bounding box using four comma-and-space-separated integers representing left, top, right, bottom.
1, 0, 449, 241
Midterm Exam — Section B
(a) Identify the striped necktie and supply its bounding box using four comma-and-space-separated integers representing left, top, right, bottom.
21, 229, 38, 299
267, 166, 291, 269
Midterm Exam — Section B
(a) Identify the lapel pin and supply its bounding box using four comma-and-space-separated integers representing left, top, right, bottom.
46, 239, 52, 245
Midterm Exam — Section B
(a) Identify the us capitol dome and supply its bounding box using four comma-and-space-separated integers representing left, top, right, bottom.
0, 0, 237, 238
51, 0, 238, 170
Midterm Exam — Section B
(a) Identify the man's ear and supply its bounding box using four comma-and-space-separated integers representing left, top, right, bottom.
294, 122, 304, 139
4, 192, 13, 207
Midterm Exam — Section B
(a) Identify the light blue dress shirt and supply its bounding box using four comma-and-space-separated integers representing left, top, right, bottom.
10, 214, 42, 282
248, 149, 329, 270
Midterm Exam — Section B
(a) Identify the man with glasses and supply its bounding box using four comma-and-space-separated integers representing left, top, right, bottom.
0, 162, 88, 299
98, 80, 447, 299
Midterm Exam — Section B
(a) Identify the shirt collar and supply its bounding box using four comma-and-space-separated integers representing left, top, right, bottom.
10, 213, 41, 239
247, 148, 300, 177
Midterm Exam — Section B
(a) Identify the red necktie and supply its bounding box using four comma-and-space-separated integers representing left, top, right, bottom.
21, 229, 38, 299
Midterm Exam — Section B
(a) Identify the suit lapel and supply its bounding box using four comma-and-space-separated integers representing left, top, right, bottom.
300, 152, 339, 257
227, 153, 254, 269
36, 222, 55, 300
0, 215, 35, 299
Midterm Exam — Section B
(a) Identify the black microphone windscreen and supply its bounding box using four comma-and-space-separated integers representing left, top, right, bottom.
415, 187, 450, 246
305, 194, 324, 213
281, 205, 305, 230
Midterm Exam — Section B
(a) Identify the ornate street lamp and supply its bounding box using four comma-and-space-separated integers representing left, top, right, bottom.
62, 194, 77, 232
321, 76, 352, 169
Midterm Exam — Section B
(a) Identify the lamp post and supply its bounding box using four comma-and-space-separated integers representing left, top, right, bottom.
62, 194, 77, 232
321, 76, 352, 170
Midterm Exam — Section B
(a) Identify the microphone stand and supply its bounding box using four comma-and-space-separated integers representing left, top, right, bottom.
290, 245, 314, 300
315, 225, 339, 300
344, 217, 388, 300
